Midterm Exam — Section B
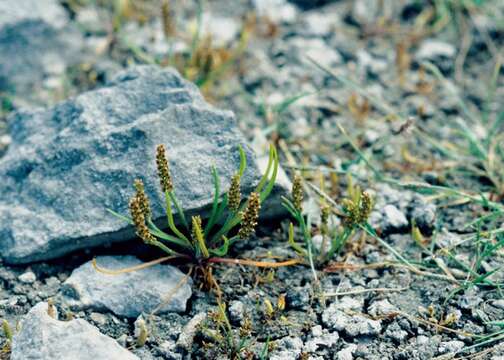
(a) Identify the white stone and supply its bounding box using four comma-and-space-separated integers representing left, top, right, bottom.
11, 302, 138, 360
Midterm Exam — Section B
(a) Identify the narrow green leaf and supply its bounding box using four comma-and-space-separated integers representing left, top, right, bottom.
107, 208, 133, 224
238, 145, 247, 177
169, 192, 189, 230
165, 192, 190, 244
288, 222, 307, 255
204, 166, 221, 236
259, 146, 279, 202
209, 236, 230, 257
147, 219, 192, 249
255, 145, 274, 193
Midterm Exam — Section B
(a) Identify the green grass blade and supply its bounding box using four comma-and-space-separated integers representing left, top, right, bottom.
288, 222, 307, 255
255, 145, 274, 193
107, 208, 133, 224
259, 146, 279, 202
209, 236, 230, 257
169, 191, 189, 230
238, 145, 247, 177
165, 192, 190, 243
147, 219, 192, 249
204, 166, 222, 236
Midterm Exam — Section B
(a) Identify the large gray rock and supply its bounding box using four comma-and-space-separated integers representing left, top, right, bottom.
0, 0, 82, 96
0, 65, 287, 264
11, 302, 138, 360
61, 256, 192, 318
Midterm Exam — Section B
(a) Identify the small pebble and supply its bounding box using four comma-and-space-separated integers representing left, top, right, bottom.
228, 300, 245, 325
18, 271, 36, 284
90, 312, 108, 326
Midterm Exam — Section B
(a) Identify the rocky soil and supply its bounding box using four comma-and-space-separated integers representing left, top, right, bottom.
1, 0, 504, 359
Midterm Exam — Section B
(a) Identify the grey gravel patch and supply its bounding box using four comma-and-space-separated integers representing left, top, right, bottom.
269, 336, 304, 360
384, 322, 408, 344
0, 0, 82, 99
303, 325, 339, 353
368, 299, 398, 317
0, 64, 288, 264
11, 302, 138, 360
337, 344, 357, 360
322, 299, 382, 337
438, 340, 465, 354
60, 256, 192, 318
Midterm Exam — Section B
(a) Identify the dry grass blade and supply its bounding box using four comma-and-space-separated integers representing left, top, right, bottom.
208, 258, 301, 268
92, 256, 180, 275
150, 267, 193, 317
324, 286, 409, 297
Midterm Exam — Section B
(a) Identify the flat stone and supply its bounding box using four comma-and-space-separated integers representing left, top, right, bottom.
438, 340, 465, 354
416, 40, 456, 60
0, 65, 288, 264
322, 302, 381, 337
253, 0, 297, 23
368, 299, 398, 317
382, 204, 409, 232
228, 300, 245, 325
11, 302, 138, 360
18, 270, 37, 284
60, 256, 192, 318
0, 0, 82, 98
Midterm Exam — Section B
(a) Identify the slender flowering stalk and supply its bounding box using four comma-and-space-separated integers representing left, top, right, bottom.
129, 196, 156, 244
161, 0, 175, 37
320, 204, 330, 236
191, 215, 209, 258
342, 198, 358, 227
342, 190, 373, 227
228, 173, 241, 213
358, 191, 373, 223
238, 192, 261, 239
134, 179, 151, 219
292, 174, 303, 212
156, 144, 173, 193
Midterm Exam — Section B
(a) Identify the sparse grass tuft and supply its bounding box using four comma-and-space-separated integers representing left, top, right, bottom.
282, 173, 374, 280
200, 301, 254, 359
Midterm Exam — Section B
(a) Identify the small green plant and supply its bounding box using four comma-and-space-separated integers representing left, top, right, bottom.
1, 319, 12, 356
106, 144, 296, 290
200, 301, 253, 359
282, 174, 374, 277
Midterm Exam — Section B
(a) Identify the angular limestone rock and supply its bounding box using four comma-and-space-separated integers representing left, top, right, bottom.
0, 65, 287, 264
60, 256, 192, 318
11, 302, 138, 360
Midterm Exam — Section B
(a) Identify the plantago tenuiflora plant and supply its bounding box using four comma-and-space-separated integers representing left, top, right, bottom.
282, 174, 374, 278
104, 144, 298, 291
